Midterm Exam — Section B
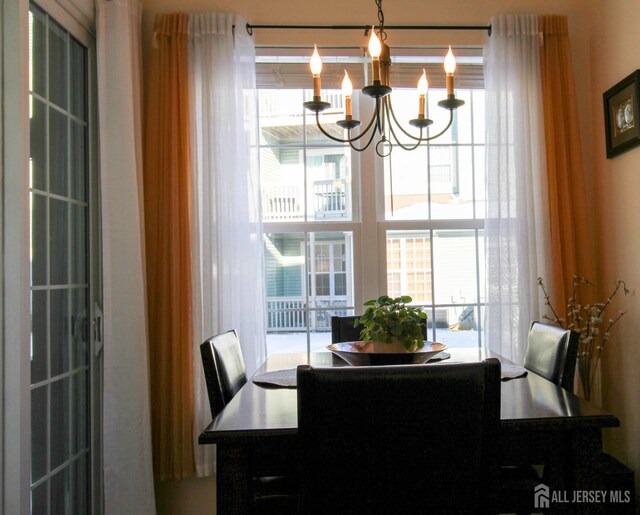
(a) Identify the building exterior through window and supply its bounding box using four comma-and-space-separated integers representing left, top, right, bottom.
256, 48, 485, 354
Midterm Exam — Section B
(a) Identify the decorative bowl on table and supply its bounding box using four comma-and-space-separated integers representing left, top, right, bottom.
327, 341, 448, 366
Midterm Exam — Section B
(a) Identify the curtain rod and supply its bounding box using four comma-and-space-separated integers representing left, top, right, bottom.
245, 23, 492, 37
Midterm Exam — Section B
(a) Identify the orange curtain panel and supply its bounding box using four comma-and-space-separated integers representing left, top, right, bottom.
143, 13, 195, 480
539, 15, 597, 314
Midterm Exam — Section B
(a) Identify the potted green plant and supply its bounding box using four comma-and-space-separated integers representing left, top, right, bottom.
355, 295, 428, 352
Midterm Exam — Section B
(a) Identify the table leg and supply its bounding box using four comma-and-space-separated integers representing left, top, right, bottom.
499, 427, 609, 514
217, 442, 251, 515
569, 428, 604, 492
545, 427, 608, 514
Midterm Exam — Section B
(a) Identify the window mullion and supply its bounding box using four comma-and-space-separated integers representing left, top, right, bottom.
358, 88, 381, 302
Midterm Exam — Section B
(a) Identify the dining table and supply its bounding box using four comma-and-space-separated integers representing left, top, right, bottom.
199, 347, 620, 514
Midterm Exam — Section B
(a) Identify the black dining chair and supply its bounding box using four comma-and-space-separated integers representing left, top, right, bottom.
498, 321, 580, 513
296, 359, 501, 514
200, 330, 297, 514
331, 314, 428, 343
200, 329, 247, 418
330, 315, 362, 343
524, 321, 579, 391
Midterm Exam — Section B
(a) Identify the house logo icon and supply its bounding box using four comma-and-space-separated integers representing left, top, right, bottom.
534, 484, 550, 509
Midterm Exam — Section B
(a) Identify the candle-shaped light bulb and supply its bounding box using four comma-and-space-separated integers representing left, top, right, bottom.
310, 44, 323, 75
368, 29, 382, 58
444, 46, 457, 74
342, 70, 353, 97
444, 46, 456, 96
368, 27, 381, 83
342, 70, 353, 118
417, 69, 428, 117
310, 44, 322, 98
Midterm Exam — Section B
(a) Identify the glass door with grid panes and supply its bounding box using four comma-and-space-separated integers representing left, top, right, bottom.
29, 3, 97, 513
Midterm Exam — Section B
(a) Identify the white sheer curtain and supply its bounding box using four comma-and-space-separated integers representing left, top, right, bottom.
484, 15, 551, 364
188, 13, 266, 476
96, 0, 156, 512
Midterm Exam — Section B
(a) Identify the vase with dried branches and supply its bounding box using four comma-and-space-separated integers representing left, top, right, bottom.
538, 276, 629, 401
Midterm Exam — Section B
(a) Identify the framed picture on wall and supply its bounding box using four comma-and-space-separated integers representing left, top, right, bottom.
603, 70, 640, 158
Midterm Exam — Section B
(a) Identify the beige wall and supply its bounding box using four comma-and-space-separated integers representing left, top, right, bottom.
141, 0, 640, 511
589, 0, 640, 501
140, 0, 594, 45
155, 476, 216, 515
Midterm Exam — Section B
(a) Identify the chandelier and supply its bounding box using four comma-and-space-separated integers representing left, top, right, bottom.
304, 0, 464, 157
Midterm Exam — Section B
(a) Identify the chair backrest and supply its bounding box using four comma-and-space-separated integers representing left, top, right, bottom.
331, 315, 428, 343
330, 315, 362, 343
524, 321, 579, 391
200, 329, 247, 418
296, 359, 501, 513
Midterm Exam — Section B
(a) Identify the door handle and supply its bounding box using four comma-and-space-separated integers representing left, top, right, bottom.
93, 302, 104, 356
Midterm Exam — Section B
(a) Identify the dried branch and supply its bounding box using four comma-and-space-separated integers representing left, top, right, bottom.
537, 275, 629, 400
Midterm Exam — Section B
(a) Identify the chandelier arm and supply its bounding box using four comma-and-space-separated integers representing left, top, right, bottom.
384, 101, 424, 151
385, 96, 430, 143
351, 107, 380, 143
348, 119, 381, 152
388, 127, 423, 152
313, 111, 368, 144
421, 109, 455, 142
314, 112, 354, 143
314, 106, 380, 144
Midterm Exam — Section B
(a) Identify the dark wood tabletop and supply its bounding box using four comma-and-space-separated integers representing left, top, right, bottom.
199, 348, 619, 443
200, 348, 623, 514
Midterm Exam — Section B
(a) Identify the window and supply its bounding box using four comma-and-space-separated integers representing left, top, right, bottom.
264, 231, 354, 351
257, 49, 485, 354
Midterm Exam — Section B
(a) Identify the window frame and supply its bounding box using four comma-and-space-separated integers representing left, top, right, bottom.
2, 1, 32, 511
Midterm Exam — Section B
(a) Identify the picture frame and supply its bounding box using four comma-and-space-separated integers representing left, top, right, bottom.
603, 70, 640, 159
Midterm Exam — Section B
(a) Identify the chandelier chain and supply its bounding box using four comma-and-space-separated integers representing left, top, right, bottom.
375, 0, 386, 41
